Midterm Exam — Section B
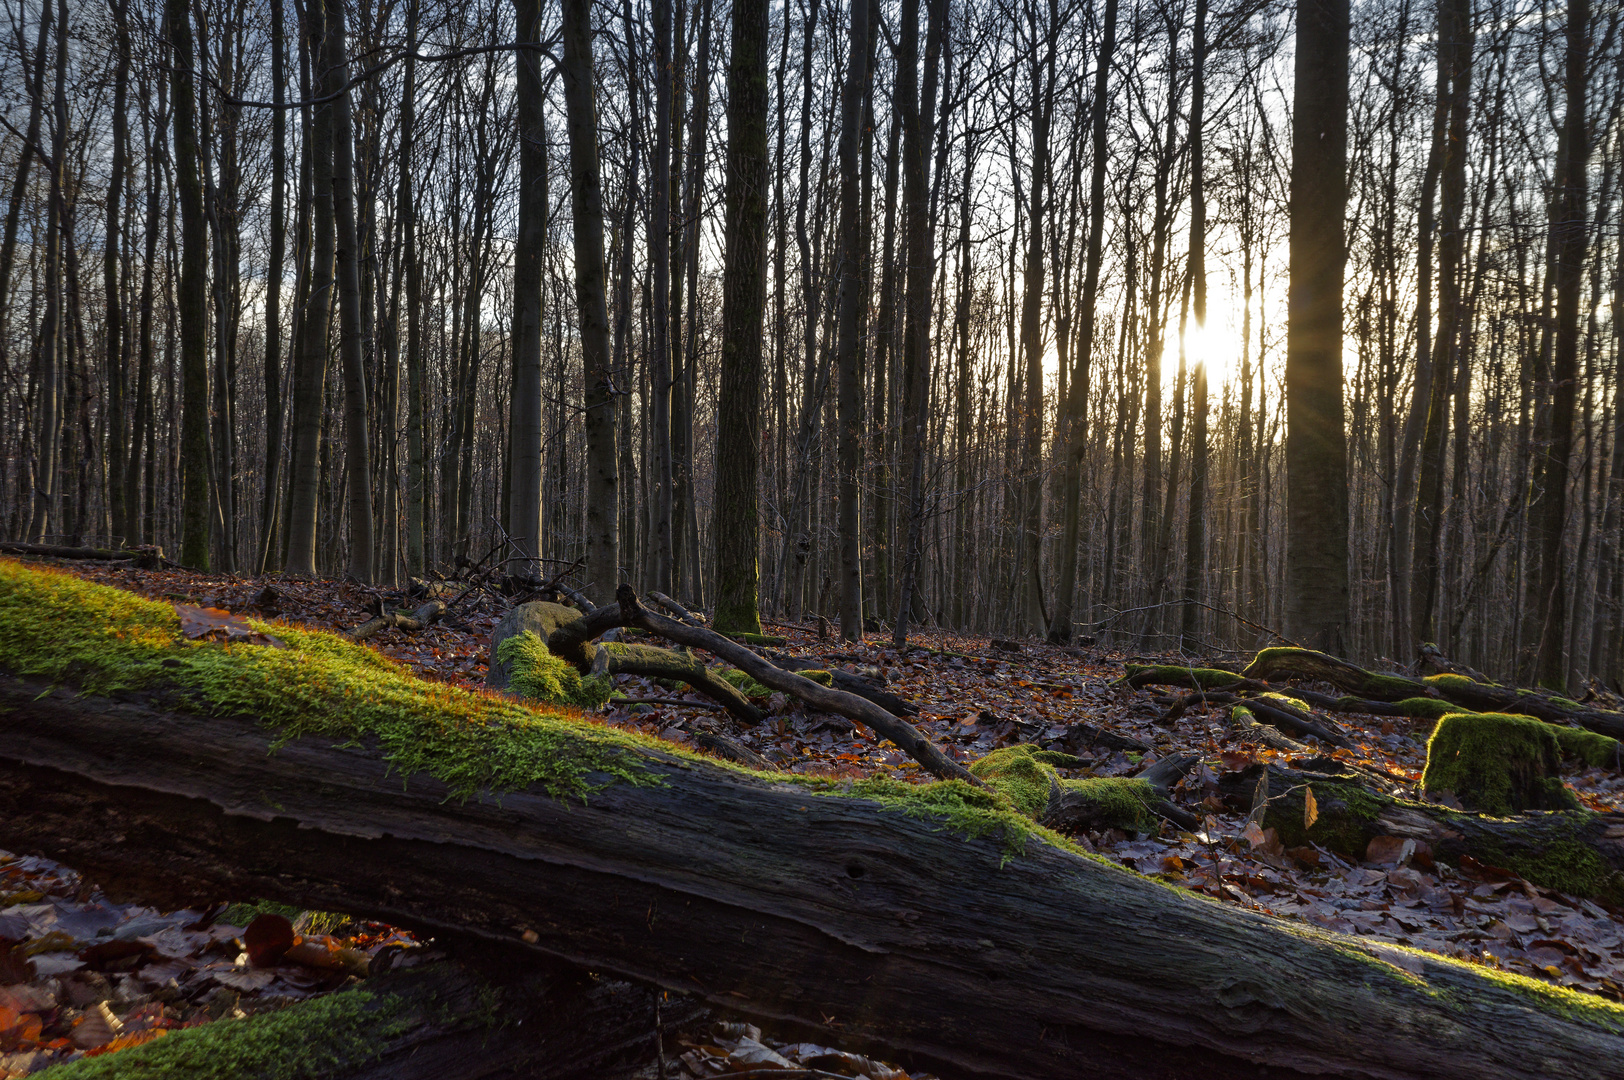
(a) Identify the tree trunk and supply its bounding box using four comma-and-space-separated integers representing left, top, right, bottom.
256, 0, 287, 573
560, 0, 619, 607
711, 0, 770, 633
833, 0, 870, 643
509, 0, 547, 579
284, 0, 335, 578
168, 0, 212, 570
2, 672, 1622, 1080
1531, 0, 1591, 689
1283, 0, 1350, 650
325, 0, 372, 584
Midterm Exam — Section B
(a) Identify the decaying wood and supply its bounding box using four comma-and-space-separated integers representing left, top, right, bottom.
648, 590, 707, 627
349, 599, 447, 642
3, 675, 1623, 1079
539, 587, 971, 783
1241, 647, 1624, 741
766, 650, 920, 716
590, 639, 763, 723
1217, 761, 1624, 905
103, 960, 708, 1080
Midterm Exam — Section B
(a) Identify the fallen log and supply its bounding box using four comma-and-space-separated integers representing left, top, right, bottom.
4, 563, 1624, 1078
558, 587, 971, 783
1240, 647, 1624, 741
1217, 762, 1624, 906
766, 650, 920, 716
349, 598, 447, 642
41, 961, 707, 1080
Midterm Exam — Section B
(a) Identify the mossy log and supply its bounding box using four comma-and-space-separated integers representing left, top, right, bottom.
1120, 664, 1245, 691
968, 746, 1199, 833
6, 562, 1624, 1079
766, 650, 919, 716
592, 640, 763, 723
42, 962, 706, 1080
1217, 763, 1624, 906
587, 587, 973, 784
488, 602, 761, 723
1238, 647, 1624, 742
349, 599, 446, 642
1422, 713, 1580, 815
11, 679, 1624, 1077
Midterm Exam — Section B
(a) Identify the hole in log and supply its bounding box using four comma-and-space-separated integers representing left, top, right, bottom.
846, 862, 866, 879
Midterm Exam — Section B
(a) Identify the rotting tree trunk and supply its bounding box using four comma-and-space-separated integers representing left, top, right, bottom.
1218, 762, 1624, 906
1239, 647, 1624, 740
4, 676, 1624, 1079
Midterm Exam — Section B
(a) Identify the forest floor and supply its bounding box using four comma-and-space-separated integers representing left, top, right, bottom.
6, 556, 1624, 1077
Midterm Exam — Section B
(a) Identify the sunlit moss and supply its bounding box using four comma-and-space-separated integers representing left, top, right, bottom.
497, 630, 612, 707
1423, 713, 1577, 815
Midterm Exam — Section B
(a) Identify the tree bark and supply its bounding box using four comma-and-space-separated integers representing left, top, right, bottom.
560, 0, 619, 607
2, 676, 1622, 1079
326, 0, 373, 584
834, 0, 871, 643
509, 0, 548, 579
711, 0, 770, 633
1283, 0, 1351, 651
168, 0, 212, 571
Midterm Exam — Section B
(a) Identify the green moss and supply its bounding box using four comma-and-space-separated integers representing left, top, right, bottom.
1121, 664, 1242, 689
1551, 727, 1622, 768
1426, 672, 1493, 694
0, 559, 655, 801
215, 900, 303, 928
967, 745, 1157, 833
41, 985, 426, 1079
799, 669, 835, 687
1423, 713, 1578, 815
1265, 775, 1391, 854
729, 632, 786, 646
496, 631, 613, 708
1392, 697, 1468, 721
969, 745, 1057, 818
718, 667, 772, 697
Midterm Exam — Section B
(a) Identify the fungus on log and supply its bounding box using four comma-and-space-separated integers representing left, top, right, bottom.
4, 561, 1624, 1079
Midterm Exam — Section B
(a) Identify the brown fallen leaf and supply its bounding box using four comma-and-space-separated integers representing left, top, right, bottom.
173, 604, 287, 649
282, 936, 371, 978
242, 914, 295, 967
1303, 785, 1318, 830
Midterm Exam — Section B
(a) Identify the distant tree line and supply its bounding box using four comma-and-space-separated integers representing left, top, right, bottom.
0, 0, 1616, 688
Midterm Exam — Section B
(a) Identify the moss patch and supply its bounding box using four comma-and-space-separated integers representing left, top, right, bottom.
728, 632, 786, 646
41, 984, 427, 1079
1423, 713, 1578, 815
497, 631, 612, 708
0, 559, 655, 801
1551, 727, 1622, 769
719, 667, 772, 697
1391, 697, 1468, 721
969, 746, 1057, 818
1121, 664, 1242, 689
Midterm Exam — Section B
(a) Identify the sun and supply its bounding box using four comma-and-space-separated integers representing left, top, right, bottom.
1179, 293, 1248, 395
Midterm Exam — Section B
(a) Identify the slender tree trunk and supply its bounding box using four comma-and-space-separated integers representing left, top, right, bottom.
1411, 0, 1473, 648
1532, 0, 1592, 688
647, 0, 675, 594
509, 0, 547, 577
284, 0, 335, 577
1180, 0, 1209, 648
834, 0, 871, 642
890, 0, 945, 646
711, 0, 771, 633
104, 0, 131, 546
256, 0, 288, 573
561, 0, 619, 606
1283, 0, 1351, 650
1049, 0, 1118, 643
167, 0, 211, 569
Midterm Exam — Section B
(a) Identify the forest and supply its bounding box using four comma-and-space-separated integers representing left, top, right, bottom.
0, 0, 1615, 688
4, 0, 1624, 1073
